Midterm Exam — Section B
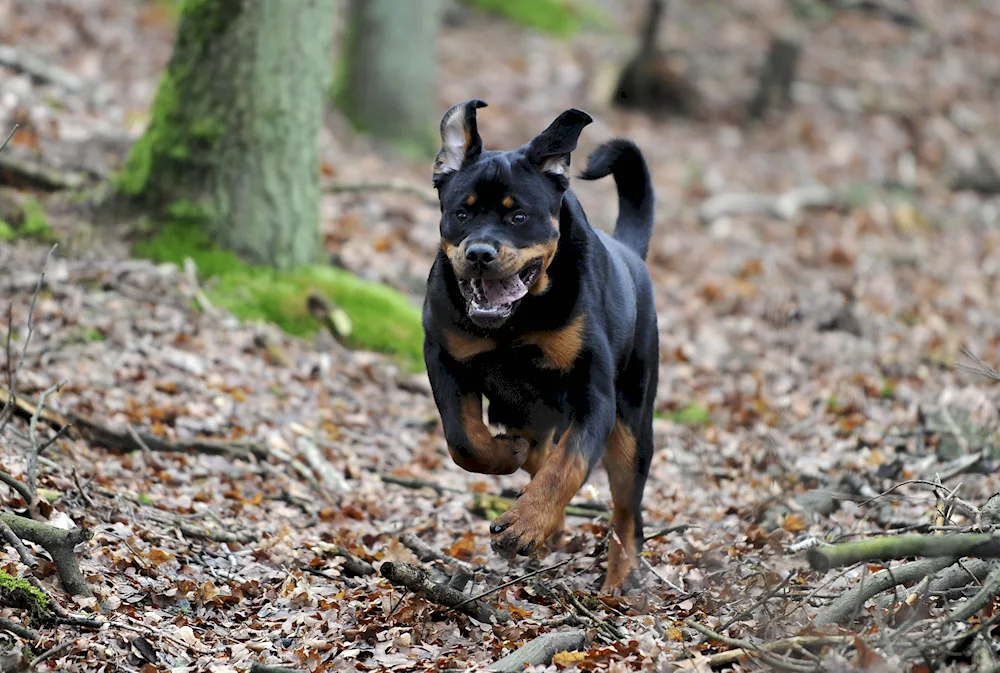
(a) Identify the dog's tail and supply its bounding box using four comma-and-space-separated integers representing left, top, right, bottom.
578, 139, 654, 260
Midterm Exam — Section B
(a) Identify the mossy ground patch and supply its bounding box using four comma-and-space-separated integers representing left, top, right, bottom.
134, 222, 425, 371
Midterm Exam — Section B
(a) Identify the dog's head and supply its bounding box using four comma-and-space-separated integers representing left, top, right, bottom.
432, 100, 592, 329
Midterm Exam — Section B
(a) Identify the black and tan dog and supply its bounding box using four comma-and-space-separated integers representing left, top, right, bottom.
422, 99, 658, 592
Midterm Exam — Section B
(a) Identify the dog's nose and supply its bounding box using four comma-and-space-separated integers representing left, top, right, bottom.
465, 243, 497, 268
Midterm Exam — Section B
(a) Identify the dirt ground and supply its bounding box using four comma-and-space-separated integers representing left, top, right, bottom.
1, 0, 1000, 671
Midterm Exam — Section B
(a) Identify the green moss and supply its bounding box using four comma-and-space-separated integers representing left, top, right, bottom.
0, 219, 14, 241
879, 381, 896, 400
0, 570, 52, 623
134, 222, 425, 371
459, 0, 606, 36
662, 403, 712, 426
116, 71, 179, 198
19, 197, 54, 242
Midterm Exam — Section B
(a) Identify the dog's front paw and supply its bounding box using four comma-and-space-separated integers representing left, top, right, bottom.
489, 500, 560, 559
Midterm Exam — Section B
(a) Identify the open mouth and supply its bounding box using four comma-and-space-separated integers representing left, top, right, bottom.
458, 260, 542, 327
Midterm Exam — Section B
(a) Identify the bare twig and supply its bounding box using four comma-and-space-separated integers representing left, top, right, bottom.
958, 348, 1000, 382
0, 518, 37, 567
30, 641, 74, 668
453, 557, 575, 611
684, 619, 824, 672
27, 380, 66, 501
0, 124, 18, 154
0, 471, 33, 506
948, 562, 1000, 623
380, 474, 464, 494
380, 561, 510, 623
698, 634, 856, 668
0, 244, 56, 435
814, 556, 958, 626
399, 533, 476, 576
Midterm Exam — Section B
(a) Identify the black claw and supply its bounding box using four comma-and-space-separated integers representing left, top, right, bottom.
518, 541, 536, 556
490, 521, 509, 535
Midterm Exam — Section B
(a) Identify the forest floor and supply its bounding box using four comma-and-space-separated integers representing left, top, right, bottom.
2, 0, 1000, 671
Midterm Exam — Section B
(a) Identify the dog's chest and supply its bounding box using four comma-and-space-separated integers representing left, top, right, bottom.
475, 345, 571, 431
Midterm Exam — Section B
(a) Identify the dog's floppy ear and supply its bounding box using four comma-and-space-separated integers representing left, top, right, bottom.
525, 109, 593, 179
433, 99, 487, 184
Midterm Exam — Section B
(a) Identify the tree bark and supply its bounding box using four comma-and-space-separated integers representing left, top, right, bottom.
118, 0, 335, 269
338, 0, 442, 154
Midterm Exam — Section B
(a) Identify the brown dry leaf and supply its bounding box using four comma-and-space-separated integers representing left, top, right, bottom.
553, 650, 588, 667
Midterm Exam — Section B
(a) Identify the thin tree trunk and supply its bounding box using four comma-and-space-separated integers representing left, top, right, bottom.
339, 0, 442, 154
118, 0, 335, 269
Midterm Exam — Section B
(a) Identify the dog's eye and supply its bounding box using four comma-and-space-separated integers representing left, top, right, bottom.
511, 212, 528, 225
455, 210, 470, 222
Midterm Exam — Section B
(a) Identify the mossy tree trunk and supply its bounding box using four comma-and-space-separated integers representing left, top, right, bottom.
119, 0, 335, 269
338, 0, 442, 155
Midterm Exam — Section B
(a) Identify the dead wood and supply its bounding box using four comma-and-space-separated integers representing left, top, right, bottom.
70, 411, 268, 460
399, 532, 476, 576
0, 617, 39, 642
807, 534, 1000, 571
0, 151, 87, 191
250, 664, 306, 673
380, 474, 465, 494
695, 632, 855, 668
319, 543, 375, 576
487, 630, 588, 672
948, 562, 1000, 622
0, 45, 85, 93
380, 561, 510, 623
175, 521, 257, 545
0, 512, 92, 596
814, 556, 958, 626
0, 518, 37, 568
683, 619, 829, 672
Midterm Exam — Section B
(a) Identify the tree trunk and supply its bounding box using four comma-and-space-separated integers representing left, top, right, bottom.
338, 0, 442, 155
118, 0, 335, 269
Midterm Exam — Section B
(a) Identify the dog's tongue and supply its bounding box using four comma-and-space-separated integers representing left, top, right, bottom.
481, 274, 529, 305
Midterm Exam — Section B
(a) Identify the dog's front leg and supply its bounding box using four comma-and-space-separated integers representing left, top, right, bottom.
425, 341, 528, 475
489, 384, 615, 557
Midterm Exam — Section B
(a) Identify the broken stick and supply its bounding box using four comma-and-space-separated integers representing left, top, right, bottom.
380, 561, 510, 623
807, 534, 1000, 571
487, 630, 588, 672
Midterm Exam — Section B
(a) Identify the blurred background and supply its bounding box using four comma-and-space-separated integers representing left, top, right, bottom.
1, 2, 1000, 668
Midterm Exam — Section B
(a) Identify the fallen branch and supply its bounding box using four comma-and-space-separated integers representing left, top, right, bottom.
380, 474, 464, 494
453, 557, 575, 612
0, 152, 87, 190
0, 617, 39, 641
0, 512, 92, 596
699, 185, 837, 224
0, 45, 85, 93
314, 542, 375, 576
684, 619, 836, 672
380, 561, 510, 623
71, 411, 268, 461
948, 561, 1000, 622
399, 533, 476, 576
0, 518, 37, 567
487, 630, 588, 672
175, 521, 257, 545
807, 534, 1000, 571
250, 664, 306, 673
700, 634, 855, 668
814, 556, 958, 626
